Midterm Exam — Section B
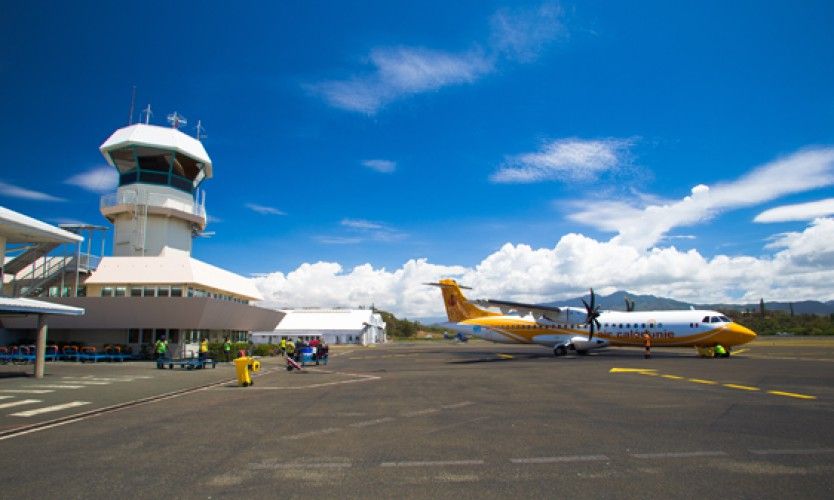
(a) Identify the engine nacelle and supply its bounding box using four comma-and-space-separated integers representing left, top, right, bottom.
571, 337, 609, 352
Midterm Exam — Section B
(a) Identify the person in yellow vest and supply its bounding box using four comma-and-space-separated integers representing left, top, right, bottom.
285, 341, 295, 359
199, 337, 209, 365
154, 336, 168, 361
223, 337, 232, 362
279, 338, 287, 357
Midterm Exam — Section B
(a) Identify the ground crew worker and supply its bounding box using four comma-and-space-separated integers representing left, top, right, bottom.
199, 337, 209, 364
643, 333, 651, 359
714, 344, 728, 358
286, 341, 295, 359
154, 335, 168, 361
223, 337, 232, 362
279, 338, 287, 357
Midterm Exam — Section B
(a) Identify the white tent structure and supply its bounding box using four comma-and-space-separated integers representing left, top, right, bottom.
252, 309, 386, 346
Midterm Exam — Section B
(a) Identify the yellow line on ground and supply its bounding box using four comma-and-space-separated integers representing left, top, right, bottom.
609, 368, 658, 374
662, 375, 684, 380
688, 378, 718, 385
723, 383, 760, 391
767, 390, 817, 400
732, 349, 749, 355
639, 372, 658, 376
497, 354, 513, 359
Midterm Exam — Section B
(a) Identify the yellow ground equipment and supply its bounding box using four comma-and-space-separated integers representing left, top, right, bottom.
234, 356, 261, 386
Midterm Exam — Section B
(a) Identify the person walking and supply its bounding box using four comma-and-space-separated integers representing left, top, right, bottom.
154, 335, 168, 362
223, 337, 232, 362
279, 338, 287, 357
286, 341, 295, 360
642, 333, 652, 359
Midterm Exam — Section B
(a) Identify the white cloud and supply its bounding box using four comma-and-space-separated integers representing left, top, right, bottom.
755, 198, 834, 223
490, 2, 566, 62
341, 218, 384, 230
245, 203, 285, 215
0, 181, 65, 202
491, 138, 632, 183
567, 146, 834, 249
253, 218, 834, 318
315, 236, 363, 245
361, 159, 396, 173
316, 218, 407, 245
311, 4, 564, 114
312, 47, 493, 114
64, 166, 118, 194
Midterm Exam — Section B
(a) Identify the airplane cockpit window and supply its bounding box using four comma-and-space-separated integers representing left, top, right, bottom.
710, 316, 721, 323
719, 316, 731, 322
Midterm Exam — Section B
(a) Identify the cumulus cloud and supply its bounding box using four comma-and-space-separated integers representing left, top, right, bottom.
0, 181, 65, 202
361, 159, 396, 173
568, 146, 834, 249
311, 3, 564, 114
245, 203, 285, 215
253, 218, 834, 318
64, 166, 118, 194
491, 138, 632, 183
755, 198, 834, 223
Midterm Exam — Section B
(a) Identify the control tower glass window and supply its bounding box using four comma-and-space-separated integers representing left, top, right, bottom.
109, 145, 203, 193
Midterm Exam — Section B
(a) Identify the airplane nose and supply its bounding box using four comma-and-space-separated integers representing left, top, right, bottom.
730, 322, 757, 342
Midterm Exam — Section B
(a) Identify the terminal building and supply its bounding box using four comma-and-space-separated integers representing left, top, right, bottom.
2, 115, 283, 357
252, 308, 387, 346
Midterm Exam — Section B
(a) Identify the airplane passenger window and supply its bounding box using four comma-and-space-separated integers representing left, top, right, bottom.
649, 323, 654, 328
619, 324, 623, 328
641, 323, 646, 328
689, 323, 694, 328
702, 316, 710, 323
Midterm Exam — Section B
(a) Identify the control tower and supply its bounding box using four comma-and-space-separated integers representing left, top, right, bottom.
98, 117, 211, 256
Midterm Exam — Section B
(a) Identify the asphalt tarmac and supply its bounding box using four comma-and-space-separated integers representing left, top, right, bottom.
0, 338, 832, 499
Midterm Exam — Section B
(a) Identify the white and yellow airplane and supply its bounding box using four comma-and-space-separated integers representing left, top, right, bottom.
428, 279, 757, 357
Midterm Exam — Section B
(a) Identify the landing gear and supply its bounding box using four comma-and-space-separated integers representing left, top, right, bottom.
554, 345, 568, 357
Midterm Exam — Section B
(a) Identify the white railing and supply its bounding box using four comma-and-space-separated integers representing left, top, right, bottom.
100, 189, 206, 219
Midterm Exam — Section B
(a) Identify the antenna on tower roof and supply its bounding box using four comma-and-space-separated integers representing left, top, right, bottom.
195, 120, 207, 141
167, 111, 187, 129
141, 104, 153, 125
128, 85, 136, 125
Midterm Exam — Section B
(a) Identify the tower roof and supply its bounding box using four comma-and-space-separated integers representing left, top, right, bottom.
100, 123, 213, 179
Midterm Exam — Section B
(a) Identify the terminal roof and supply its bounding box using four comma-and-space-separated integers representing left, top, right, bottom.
0, 206, 83, 243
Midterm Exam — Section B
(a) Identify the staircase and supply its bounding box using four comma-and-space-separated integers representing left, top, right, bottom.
3, 242, 60, 275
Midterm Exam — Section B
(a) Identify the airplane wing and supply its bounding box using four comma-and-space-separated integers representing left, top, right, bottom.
472, 299, 563, 322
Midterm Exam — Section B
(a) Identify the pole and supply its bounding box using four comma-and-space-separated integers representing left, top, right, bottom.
74, 241, 81, 297
35, 314, 47, 379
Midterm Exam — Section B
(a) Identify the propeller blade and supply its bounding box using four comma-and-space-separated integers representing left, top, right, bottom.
589, 288, 595, 310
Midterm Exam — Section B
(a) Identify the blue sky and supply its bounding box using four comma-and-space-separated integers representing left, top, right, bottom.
2, 1, 834, 316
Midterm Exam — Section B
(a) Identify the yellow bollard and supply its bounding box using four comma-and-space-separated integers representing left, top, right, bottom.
234, 356, 254, 386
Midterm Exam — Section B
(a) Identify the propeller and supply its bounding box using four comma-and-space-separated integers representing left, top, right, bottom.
624, 296, 635, 312
581, 288, 602, 340
423, 282, 472, 290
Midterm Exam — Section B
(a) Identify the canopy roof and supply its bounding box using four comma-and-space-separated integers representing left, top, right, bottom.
0, 296, 84, 316
0, 206, 83, 244
100, 124, 213, 179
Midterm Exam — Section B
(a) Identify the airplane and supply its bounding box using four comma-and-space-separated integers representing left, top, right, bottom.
427, 279, 757, 357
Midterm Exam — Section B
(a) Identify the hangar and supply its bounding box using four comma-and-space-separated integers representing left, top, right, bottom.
252, 308, 386, 345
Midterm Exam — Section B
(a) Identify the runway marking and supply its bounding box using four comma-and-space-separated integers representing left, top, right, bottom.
249, 461, 352, 470
497, 354, 514, 359
0, 396, 13, 400
631, 451, 727, 459
639, 372, 658, 376
609, 368, 657, 374
349, 417, 395, 428
282, 427, 341, 441
510, 455, 609, 464
0, 389, 54, 394
440, 401, 475, 409
402, 408, 440, 417
0, 399, 42, 409
723, 384, 760, 392
749, 448, 834, 456
688, 378, 718, 385
25, 385, 84, 389
58, 381, 111, 385
662, 375, 684, 380
381, 459, 484, 468
10, 401, 91, 417
732, 348, 749, 355
767, 390, 817, 400
244, 371, 381, 390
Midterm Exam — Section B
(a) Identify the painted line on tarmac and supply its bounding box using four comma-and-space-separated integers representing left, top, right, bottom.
497, 354, 514, 359
249, 461, 352, 470
0, 389, 54, 394
440, 401, 474, 409
749, 448, 834, 456
243, 373, 381, 390
0, 396, 14, 400
381, 459, 484, 468
723, 384, 760, 392
510, 455, 609, 464
0, 399, 42, 409
0, 376, 240, 442
766, 390, 817, 400
402, 408, 440, 417
631, 451, 728, 459
282, 427, 342, 441
10, 401, 91, 417
57, 381, 111, 385
349, 417, 396, 428
25, 385, 84, 390
688, 378, 718, 385
661, 375, 684, 380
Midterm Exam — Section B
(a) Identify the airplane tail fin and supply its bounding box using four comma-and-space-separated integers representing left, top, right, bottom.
427, 279, 498, 322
